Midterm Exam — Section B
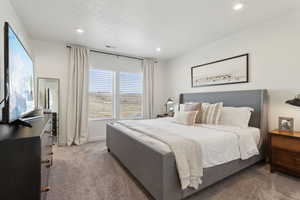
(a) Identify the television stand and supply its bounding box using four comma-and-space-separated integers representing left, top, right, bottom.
0, 116, 54, 200
10, 119, 32, 127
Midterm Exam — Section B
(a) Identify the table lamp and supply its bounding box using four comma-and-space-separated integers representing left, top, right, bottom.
165, 98, 174, 113
286, 95, 300, 107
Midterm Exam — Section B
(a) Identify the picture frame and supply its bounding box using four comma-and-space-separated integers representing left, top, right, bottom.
278, 117, 294, 133
191, 54, 249, 87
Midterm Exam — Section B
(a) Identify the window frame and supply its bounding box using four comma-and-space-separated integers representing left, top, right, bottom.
88, 69, 143, 121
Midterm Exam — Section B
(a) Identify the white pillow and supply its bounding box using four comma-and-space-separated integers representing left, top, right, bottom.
201, 102, 223, 124
179, 103, 202, 123
174, 110, 198, 125
179, 103, 201, 111
219, 107, 254, 128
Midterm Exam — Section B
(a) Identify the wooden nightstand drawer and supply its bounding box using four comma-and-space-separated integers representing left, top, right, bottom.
269, 130, 300, 176
272, 149, 300, 172
271, 135, 300, 153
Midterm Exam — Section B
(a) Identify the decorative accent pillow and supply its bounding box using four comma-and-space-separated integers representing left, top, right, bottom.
174, 110, 198, 125
173, 103, 180, 112
179, 103, 202, 123
219, 107, 254, 128
200, 102, 223, 124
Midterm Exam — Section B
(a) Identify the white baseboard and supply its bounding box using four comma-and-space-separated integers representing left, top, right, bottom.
88, 136, 106, 142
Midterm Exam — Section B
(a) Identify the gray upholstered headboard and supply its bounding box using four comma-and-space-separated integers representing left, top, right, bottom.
179, 90, 268, 129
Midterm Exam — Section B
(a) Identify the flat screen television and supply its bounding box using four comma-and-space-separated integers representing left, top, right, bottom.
2, 22, 35, 123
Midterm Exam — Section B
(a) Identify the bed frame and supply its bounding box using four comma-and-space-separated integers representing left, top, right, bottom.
106, 90, 268, 200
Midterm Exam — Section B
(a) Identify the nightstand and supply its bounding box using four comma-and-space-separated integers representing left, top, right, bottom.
157, 113, 174, 118
269, 130, 300, 176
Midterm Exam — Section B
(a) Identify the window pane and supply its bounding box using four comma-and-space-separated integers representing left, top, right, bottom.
120, 72, 143, 119
88, 69, 113, 119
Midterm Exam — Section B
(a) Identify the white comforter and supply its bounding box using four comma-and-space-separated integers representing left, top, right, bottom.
113, 118, 260, 189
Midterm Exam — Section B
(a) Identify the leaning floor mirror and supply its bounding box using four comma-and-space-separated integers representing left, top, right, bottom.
37, 77, 60, 141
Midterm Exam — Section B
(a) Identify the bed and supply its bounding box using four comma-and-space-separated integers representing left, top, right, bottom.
106, 90, 268, 200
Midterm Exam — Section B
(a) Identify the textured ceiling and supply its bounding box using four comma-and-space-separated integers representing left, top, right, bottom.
11, 0, 300, 60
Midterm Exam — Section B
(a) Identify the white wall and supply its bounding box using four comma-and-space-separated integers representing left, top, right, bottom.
31, 40, 69, 144
164, 11, 300, 131
0, 0, 32, 116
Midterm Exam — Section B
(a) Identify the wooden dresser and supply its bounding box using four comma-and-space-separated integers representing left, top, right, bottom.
269, 130, 300, 176
0, 115, 54, 200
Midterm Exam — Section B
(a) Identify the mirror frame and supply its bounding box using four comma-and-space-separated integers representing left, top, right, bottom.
37, 77, 60, 115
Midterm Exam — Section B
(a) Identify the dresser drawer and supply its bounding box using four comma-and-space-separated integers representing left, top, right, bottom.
271, 135, 300, 153
272, 148, 300, 172
41, 136, 52, 159
40, 128, 53, 200
41, 160, 51, 192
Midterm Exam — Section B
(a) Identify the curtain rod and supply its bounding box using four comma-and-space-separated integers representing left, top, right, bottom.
66, 45, 144, 61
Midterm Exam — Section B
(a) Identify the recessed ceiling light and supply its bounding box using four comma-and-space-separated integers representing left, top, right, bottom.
76, 28, 84, 34
156, 47, 161, 52
233, 3, 244, 11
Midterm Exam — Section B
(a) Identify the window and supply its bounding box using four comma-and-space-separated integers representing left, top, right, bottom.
88, 69, 113, 119
120, 72, 143, 119
88, 69, 143, 120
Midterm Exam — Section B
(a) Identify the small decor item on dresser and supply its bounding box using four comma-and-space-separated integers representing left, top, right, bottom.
278, 117, 294, 133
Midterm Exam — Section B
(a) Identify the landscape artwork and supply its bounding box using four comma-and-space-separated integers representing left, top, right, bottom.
191, 54, 249, 87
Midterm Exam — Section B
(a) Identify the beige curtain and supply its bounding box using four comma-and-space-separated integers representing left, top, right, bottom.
142, 59, 155, 119
66, 46, 89, 145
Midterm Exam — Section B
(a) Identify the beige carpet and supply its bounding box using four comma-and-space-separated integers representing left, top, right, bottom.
47, 142, 300, 200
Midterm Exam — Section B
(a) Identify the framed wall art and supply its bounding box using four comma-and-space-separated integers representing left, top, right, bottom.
191, 54, 249, 87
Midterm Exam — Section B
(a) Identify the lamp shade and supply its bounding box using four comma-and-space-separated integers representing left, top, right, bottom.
166, 98, 174, 104
286, 95, 300, 107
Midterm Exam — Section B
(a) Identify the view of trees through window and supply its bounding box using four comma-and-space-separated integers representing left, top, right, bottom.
88, 69, 143, 119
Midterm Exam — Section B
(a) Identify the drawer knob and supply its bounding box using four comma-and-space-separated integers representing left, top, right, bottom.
46, 164, 51, 168
41, 186, 50, 192
41, 160, 50, 164
48, 152, 54, 156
